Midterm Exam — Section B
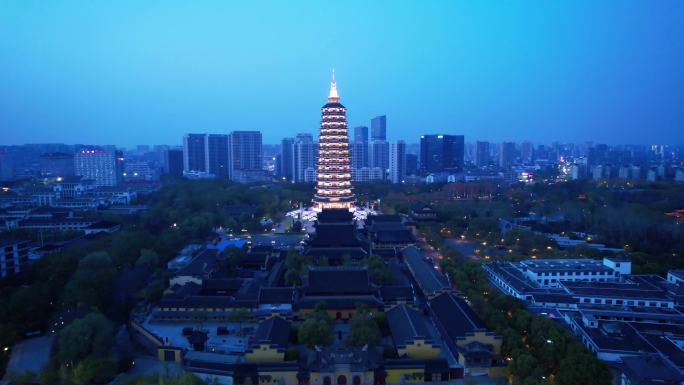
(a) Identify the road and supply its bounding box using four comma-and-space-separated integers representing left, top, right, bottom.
444, 238, 481, 259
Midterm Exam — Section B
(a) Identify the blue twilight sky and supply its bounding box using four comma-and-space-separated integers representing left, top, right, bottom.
1, 1, 683, 147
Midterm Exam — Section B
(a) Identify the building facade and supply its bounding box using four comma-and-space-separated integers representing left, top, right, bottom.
279, 137, 295, 181
499, 142, 516, 168
183, 134, 207, 173
389, 140, 406, 184
419, 134, 464, 173
293, 133, 317, 183
369, 140, 389, 179
229, 131, 264, 182
163, 148, 184, 178
474, 141, 490, 168
371, 115, 386, 141
40, 152, 75, 177
74, 147, 123, 186
205, 134, 231, 179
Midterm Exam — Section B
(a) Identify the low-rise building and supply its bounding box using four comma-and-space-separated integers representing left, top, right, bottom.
402, 246, 451, 299
429, 292, 502, 376
0, 240, 30, 278
386, 304, 440, 359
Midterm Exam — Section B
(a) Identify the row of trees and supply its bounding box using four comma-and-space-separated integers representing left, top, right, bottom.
433, 245, 612, 385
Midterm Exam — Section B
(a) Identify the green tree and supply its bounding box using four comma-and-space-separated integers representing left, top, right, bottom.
39, 365, 59, 385
135, 249, 160, 267
344, 305, 381, 347
57, 312, 114, 365
63, 252, 117, 309
364, 255, 393, 285
298, 318, 332, 348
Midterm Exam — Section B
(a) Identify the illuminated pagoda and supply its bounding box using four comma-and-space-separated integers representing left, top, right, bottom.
313, 70, 355, 210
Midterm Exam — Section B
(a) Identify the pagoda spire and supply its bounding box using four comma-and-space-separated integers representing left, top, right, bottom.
328, 69, 339, 103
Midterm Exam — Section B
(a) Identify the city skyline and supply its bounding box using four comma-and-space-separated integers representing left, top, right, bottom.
2, 1, 684, 146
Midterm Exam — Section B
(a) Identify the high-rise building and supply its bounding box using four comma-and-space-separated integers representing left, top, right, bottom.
474, 141, 490, 168
405, 153, 418, 176
279, 137, 295, 181
521, 141, 533, 164
371, 115, 387, 141
354, 126, 369, 144
293, 133, 317, 183
419, 134, 464, 173
352, 126, 369, 170
74, 147, 123, 186
499, 142, 516, 168
313, 71, 355, 210
369, 140, 389, 178
205, 134, 231, 179
40, 152, 75, 177
389, 141, 406, 184
229, 131, 263, 175
183, 134, 207, 173
163, 148, 184, 178
351, 142, 367, 170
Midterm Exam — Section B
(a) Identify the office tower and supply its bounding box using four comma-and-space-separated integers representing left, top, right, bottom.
474, 141, 490, 167
405, 153, 418, 176
369, 140, 389, 177
74, 147, 123, 186
419, 134, 465, 173
205, 134, 231, 179
389, 141, 406, 184
351, 142, 367, 170
354, 126, 369, 144
183, 134, 207, 172
352, 126, 369, 169
371, 115, 387, 141
313, 71, 355, 210
293, 133, 316, 183
521, 141, 533, 164
229, 131, 262, 171
163, 149, 184, 178
499, 142, 516, 168
39, 152, 75, 177
279, 137, 295, 181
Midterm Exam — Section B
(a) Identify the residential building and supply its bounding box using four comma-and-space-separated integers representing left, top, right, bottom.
183, 134, 207, 173
293, 133, 316, 183
499, 142, 515, 168
229, 131, 263, 183
162, 148, 184, 178
473, 141, 490, 168
389, 140, 406, 183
